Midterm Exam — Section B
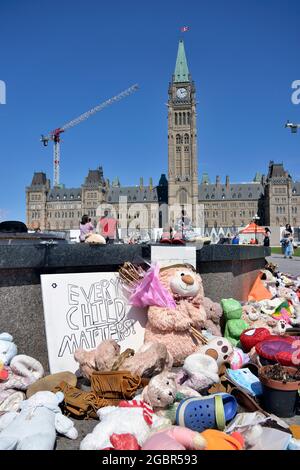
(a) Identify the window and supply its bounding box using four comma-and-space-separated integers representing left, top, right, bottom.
56, 195, 60, 200
184, 134, 189, 144
238, 193, 242, 199
183, 113, 186, 125
232, 193, 236, 199
176, 134, 181, 145
184, 146, 189, 152
175, 113, 178, 126
179, 113, 182, 125
248, 193, 252, 198
187, 112, 190, 124
176, 146, 181, 152
179, 188, 187, 204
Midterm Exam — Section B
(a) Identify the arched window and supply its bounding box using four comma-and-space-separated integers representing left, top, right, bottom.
183, 113, 186, 125
248, 193, 252, 198
187, 112, 190, 124
179, 113, 182, 125
238, 193, 242, 199
279, 207, 282, 214
232, 193, 236, 199
175, 113, 178, 126
176, 134, 181, 145
179, 188, 187, 205
184, 134, 189, 144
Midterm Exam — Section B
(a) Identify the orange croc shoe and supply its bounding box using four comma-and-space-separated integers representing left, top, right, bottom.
201, 429, 244, 450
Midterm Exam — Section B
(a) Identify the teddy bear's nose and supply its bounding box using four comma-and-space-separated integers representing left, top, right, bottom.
181, 274, 194, 285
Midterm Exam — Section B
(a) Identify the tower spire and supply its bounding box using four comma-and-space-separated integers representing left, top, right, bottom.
174, 40, 190, 83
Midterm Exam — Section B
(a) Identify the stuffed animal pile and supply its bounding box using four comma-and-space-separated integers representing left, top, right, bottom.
1, 262, 300, 451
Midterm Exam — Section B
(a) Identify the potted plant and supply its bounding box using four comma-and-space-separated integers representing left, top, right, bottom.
259, 363, 300, 418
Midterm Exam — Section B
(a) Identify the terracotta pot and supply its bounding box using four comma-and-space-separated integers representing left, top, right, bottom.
259, 365, 300, 417
259, 366, 300, 391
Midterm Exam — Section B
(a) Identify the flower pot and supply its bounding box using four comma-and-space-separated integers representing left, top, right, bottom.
259, 365, 300, 418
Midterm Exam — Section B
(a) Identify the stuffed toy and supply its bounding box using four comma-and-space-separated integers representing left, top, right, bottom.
0, 354, 44, 392
74, 340, 121, 380
80, 399, 169, 450
144, 265, 207, 365
0, 333, 17, 366
142, 425, 206, 450
141, 371, 199, 413
197, 337, 233, 367
176, 353, 219, 393
202, 297, 223, 336
240, 328, 271, 353
241, 304, 277, 333
74, 340, 173, 380
103, 433, 141, 450
0, 389, 25, 412
121, 342, 173, 378
0, 391, 78, 450
221, 299, 249, 347
84, 233, 106, 244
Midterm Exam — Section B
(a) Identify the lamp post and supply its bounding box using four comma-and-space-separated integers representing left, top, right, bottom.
285, 120, 300, 134
253, 214, 260, 244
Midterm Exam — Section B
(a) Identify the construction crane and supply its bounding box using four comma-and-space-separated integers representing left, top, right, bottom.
41, 84, 138, 187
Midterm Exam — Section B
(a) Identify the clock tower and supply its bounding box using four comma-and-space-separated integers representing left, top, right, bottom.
168, 40, 199, 226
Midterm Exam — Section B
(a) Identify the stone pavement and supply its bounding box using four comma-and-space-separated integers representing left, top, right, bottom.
267, 254, 300, 276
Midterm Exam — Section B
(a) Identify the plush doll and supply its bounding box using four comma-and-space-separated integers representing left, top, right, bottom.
0, 354, 44, 392
202, 298, 223, 336
142, 425, 206, 450
80, 400, 169, 450
0, 389, 25, 413
221, 299, 249, 347
141, 371, 200, 413
121, 342, 173, 378
176, 353, 219, 393
0, 333, 17, 366
241, 304, 277, 333
144, 265, 207, 365
75, 340, 173, 380
74, 340, 121, 380
197, 337, 233, 367
0, 391, 78, 450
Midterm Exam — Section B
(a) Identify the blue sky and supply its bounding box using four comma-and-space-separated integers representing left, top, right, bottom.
0, 0, 299, 222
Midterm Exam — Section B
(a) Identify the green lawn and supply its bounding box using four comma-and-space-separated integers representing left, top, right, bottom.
271, 247, 300, 256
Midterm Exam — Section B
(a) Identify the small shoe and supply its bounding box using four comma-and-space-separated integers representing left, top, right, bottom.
26, 371, 77, 398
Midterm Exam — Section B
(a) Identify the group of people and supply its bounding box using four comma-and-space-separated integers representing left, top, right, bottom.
79, 211, 119, 244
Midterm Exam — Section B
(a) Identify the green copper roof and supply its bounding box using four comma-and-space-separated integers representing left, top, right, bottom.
201, 173, 210, 184
253, 172, 262, 183
174, 40, 190, 83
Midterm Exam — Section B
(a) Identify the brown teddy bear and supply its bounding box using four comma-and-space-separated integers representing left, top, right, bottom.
202, 297, 223, 336
144, 265, 207, 366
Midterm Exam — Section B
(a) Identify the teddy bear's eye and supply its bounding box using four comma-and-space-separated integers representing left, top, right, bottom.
157, 397, 161, 400
181, 273, 185, 277
166, 381, 169, 385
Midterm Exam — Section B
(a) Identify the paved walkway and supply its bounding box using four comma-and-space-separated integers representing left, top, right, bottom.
267, 255, 300, 276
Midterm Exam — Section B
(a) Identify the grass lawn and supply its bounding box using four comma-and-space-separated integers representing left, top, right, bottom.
271, 247, 300, 256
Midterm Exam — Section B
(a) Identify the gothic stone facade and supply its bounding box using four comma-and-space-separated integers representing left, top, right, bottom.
26, 41, 300, 232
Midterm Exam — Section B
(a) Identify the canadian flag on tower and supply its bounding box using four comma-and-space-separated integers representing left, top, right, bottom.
180, 26, 189, 32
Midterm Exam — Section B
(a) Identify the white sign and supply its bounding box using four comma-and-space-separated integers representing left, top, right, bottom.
151, 245, 196, 268
41, 272, 147, 374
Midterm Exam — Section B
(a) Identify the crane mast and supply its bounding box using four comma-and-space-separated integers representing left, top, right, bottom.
41, 84, 138, 187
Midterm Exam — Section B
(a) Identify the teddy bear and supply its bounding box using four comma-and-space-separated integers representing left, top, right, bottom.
221, 298, 249, 347
0, 333, 17, 366
175, 353, 219, 393
144, 265, 207, 366
80, 399, 170, 450
241, 303, 277, 333
0, 391, 78, 450
202, 297, 223, 336
74, 340, 173, 380
74, 340, 121, 380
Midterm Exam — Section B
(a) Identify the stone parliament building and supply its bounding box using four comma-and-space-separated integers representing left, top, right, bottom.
26, 41, 300, 234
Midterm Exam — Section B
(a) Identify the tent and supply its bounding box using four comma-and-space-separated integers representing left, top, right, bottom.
239, 223, 265, 234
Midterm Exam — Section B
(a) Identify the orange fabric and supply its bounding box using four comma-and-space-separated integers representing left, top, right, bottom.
248, 274, 272, 302
290, 425, 300, 440
201, 429, 243, 450
240, 223, 265, 234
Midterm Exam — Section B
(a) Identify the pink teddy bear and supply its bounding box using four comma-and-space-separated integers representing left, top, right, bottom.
144, 265, 207, 366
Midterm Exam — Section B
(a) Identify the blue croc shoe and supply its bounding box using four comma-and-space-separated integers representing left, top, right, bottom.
176, 393, 238, 433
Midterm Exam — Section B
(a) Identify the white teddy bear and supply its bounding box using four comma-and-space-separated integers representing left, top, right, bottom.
0, 391, 78, 450
0, 333, 17, 365
80, 400, 169, 450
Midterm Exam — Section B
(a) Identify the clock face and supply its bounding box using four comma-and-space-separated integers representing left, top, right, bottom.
176, 88, 187, 99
